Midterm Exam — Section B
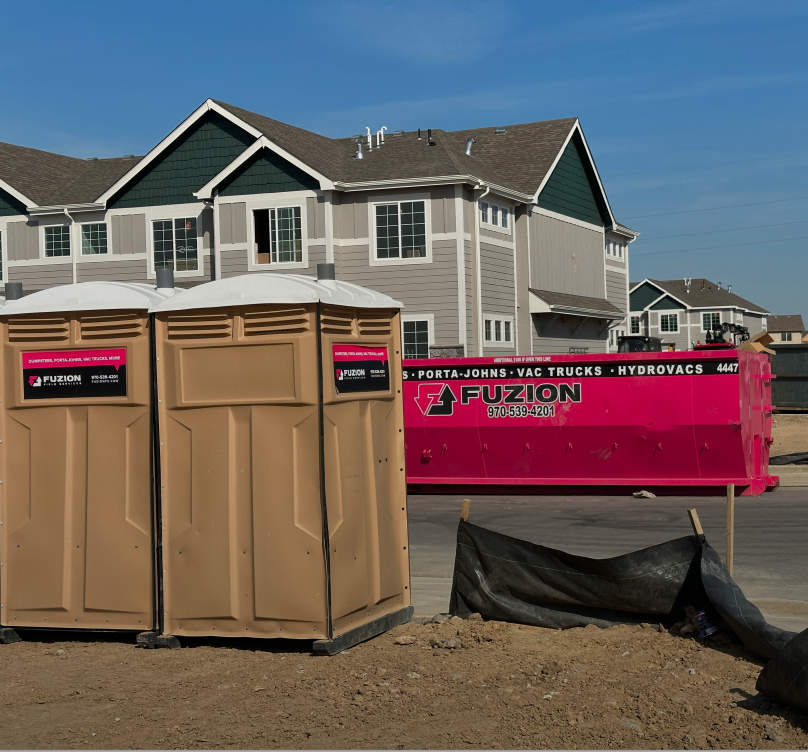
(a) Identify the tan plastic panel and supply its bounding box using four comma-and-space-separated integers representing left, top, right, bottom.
0, 312, 153, 630
155, 305, 328, 639
320, 307, 410, 637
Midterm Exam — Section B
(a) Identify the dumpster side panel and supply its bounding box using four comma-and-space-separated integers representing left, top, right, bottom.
320, 307, 410, 638
0, 311, 153, 630
157, 304, 330, 639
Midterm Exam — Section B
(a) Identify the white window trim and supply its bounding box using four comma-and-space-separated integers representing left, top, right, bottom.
39, 221, 72, 262
401, 313, 434, 359
148, 214, 205, 278
478, 199, 513, 236
609, 327, 627, 351
483, 313, 515, 348
629, 315, 641, 335
247, 201, 309, 271
658, 311, 681, 334
0, 225, 5, 282
700, 311, 722, 333
369, 192, 432, 267
78, 221, 109, 256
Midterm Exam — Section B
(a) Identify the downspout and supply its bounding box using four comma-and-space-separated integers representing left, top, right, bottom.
64, 208, 76, 284
473, 182, 490, 356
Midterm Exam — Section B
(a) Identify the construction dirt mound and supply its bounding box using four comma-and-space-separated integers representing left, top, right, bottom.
1, 618, 807, 749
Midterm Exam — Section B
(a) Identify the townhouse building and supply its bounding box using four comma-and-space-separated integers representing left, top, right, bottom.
628, 278, 768, 351
0, 99, 638, 357
766, 315, 805, 344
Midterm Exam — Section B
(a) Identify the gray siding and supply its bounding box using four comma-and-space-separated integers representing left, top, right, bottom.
7, 220, 39, 261
648, 309, 690, 351
531, 315, 607, 355
7, 263, 72, 291
77, 258, 149, 283
744, 312, 766, 337
465, 239, 475, 354
306, 196, 326, 240
339, 239, 460, 347
430, 188, 456, 234
529, 212, 604, 299
220, 247, 248, 278
333, 193, 368, 240
219, 202, 247, 245
110, 214, 146, 255
605, 269, 628, 314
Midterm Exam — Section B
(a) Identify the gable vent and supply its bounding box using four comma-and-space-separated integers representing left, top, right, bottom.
81, 312, 143, 340
320, 306, 355, 335
244, 307, 310, 337
167, 312, 232, 340
8, 316, 69, 342
358, 311, 392, 337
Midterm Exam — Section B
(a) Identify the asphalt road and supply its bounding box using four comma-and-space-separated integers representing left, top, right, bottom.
407, 487, 808, 632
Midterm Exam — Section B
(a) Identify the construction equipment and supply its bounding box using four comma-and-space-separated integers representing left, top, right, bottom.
694, 321, 750, 351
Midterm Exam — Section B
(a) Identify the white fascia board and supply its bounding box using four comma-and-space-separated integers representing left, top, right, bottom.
0, 177, 35, 210
335, 175, 531, 203
95, 99, 265, 207
644, 289, 691, 312
195, 136, 334, 199
530, 121, 616, 228
29, 203, 105, 215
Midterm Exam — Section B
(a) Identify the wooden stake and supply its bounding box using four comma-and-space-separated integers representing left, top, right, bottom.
726, 483, 735, 576
461, 499, 471, 521
687, 508, 704, 537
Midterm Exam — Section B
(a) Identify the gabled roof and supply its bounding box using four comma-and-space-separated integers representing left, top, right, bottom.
767, 314, 804, 332
0, 140, 141, 208
630, 278, 768, 314
529, 288, 624, 319
0, 98, 620, 220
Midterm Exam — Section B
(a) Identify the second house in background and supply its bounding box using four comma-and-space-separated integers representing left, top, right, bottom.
0, 99, 639, 357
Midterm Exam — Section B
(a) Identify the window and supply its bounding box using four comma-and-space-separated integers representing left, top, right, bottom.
501, 208, 508, 228
403, 320, 429, 359
81, 223, 107, 255
660, 313, 679, 333
45, 225, 71, 257
491, 205, 499, 226
702, 312, 721, 332
630, 316, 640, 334
782, 331, 793, 342
254, 207, 303, 264
609, 328, 626, 349
480, 201, 489, 224
374, 201, 426, 260
152, 217, 198, 272
606, 239, 624, 258
483, 315, 514, 346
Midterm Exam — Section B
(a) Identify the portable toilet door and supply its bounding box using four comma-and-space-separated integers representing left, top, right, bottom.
0, 281, 176, 632
151, 267, 411, 651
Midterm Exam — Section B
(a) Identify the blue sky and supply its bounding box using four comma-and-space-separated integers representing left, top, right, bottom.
1, 0, 806, 320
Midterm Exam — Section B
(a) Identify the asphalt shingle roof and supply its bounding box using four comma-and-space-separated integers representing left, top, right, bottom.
529, 288, 623, 317
0, 100, 584, 207
640, 278, 768, 314
767, 314, 804, 332
0, 141, 141, 206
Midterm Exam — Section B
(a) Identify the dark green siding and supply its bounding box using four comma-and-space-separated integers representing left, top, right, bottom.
629, 282, 664, 310
0, 188, 26, 217
535, 134, 608, 226
218, 148, 320, 196
109, 112, 254, 209
650, 295, 683, 311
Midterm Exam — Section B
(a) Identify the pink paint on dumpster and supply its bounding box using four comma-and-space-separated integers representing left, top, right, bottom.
403, 350, 777, 496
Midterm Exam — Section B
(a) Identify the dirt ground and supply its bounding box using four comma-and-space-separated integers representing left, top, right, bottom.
0, 617, 806, 750
771, 414, 808, 456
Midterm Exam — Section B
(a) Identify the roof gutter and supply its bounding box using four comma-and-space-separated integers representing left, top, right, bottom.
333, 175, 531, 204
29, 203, 105, 216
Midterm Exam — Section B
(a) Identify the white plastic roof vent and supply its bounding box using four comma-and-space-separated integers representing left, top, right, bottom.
1, 282, 181, 316
150, 273, 403, 314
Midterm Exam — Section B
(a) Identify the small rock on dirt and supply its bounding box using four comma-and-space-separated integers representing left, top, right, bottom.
432, 614, 449, 624
468, 613, 483, 621
394, 635, 416, 645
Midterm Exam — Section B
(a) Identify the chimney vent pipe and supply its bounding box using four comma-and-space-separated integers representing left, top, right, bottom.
465, 137, 476, 156
5, 282, 22, 301
156, 268, 174, 290
317, 262, 336, 281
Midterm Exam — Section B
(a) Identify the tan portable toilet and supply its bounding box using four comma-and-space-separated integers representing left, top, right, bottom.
0, 280, 177, 636
150, 265, 411, 653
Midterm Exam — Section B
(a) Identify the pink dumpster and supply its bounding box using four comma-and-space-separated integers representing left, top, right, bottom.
403, 350, 777, 496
